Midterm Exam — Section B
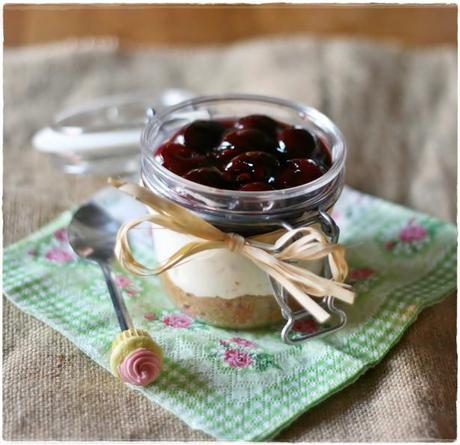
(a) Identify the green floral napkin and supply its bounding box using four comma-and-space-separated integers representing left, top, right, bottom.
3, 186, 456, 441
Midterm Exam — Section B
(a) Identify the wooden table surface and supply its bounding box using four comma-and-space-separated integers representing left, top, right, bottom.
4, 4, 457, 48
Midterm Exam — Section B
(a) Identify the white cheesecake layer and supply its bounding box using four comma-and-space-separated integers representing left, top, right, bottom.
153, 228, 323, 299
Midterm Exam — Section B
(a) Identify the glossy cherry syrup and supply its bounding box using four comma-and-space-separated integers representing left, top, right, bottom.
155, 115, 332, 190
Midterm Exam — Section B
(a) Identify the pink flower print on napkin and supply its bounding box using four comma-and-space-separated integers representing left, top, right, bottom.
53, 228, 68, 243
292, 319, 317, 334
143, 312, 156, 321
45, 247, 73, 263
114, 275, 139, 296
348, 267, 374, 282
114, 274, 132, 288
384, 240, 395, 250
125, 288, 139, 297
224, 348, 253, 368
162, 313, 192, 328
228, 337, 256, 348
399, 219, 427, 243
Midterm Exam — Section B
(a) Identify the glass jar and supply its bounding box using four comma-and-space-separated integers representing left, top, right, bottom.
140, 94, 346, 329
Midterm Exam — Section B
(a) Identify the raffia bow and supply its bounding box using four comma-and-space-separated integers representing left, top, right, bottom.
109, 179, 355, 323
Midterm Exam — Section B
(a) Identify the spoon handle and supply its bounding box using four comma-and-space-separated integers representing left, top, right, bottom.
99, 262, 133, 332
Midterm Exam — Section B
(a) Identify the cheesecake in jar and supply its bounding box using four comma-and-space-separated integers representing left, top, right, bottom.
140, 95, 346, 329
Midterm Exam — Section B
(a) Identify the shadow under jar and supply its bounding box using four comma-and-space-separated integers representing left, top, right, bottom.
140, 94, 346, 329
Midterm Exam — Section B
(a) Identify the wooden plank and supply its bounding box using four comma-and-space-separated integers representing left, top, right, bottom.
4, 4, 457, 48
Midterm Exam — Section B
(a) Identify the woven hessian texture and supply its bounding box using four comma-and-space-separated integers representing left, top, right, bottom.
3, 36, 456, 441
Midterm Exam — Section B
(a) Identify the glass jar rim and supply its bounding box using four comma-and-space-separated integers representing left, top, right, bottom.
141, 93, 346, 201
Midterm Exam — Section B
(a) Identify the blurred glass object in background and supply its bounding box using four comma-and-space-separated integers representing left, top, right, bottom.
32, 89, 195, 176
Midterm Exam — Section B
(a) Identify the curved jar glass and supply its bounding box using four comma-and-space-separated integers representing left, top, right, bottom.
140, 94, 346, 329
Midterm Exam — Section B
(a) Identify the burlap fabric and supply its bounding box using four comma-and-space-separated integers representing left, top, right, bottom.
3, 37, 456, 441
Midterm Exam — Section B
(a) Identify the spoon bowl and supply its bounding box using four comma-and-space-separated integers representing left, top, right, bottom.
68, 202, 120, 263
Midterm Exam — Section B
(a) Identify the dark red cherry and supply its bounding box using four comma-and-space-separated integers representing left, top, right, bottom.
211, 146, 247, 170
156, 143, 208, 176
224, 151, 280, 184
182, 120, 225, 152
274, 159, 323, 189
239, 182, 274, 191
236, 114, 279, 137
183, 167, 229, 188
223, 129, 276, 152
277, 128, 316, 159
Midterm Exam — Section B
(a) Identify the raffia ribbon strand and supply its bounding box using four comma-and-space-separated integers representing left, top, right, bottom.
109, 178, 355, 324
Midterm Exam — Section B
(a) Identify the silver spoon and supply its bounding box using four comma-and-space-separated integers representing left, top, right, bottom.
68, 201, 133, 331
68, 201, 163, 385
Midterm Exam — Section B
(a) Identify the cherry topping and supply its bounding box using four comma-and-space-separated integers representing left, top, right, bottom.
277, 128, 316, 159
183, 167, 228, 188
274, 159, 323, 189
239, 182, 274, 191
223, 128, 276, 152
224, 151, 280, 184
155, 116, 331, 191
182, 120, 225, 152
157, 143, 207, 176
236, 114, 279, 137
